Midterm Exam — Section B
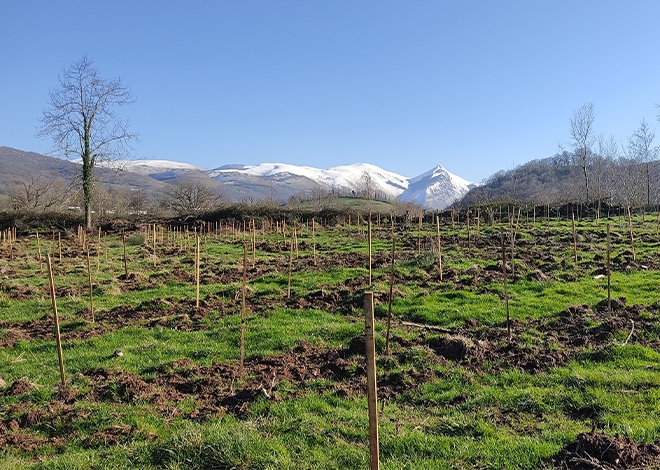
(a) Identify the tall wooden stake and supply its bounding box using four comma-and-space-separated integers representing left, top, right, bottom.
97, 227, 101, 271
368, 217, 372, 286
627, 207, 636, 261
195, 235, 200, 308
502, 232, 511, 340
36, 231, 43, 274
46, 255, 66, 388
287, 234, 294, 299
364, 292, 380, 470
466, 210, 471, 251
241, 244, 247, 369
417, 212, 422, 255
572, 213, 578, 263
436, 215, 443, 281
606, 223, 612, 314
312, 218, 317, 266
86, 246, 94, 322
122, 231, 128, 279
385, 233, 395, 355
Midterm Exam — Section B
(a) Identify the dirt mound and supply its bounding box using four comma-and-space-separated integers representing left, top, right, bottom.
551, 432, 660, 469
0, 433, 61, 451
3, 378, 37, 396
429, 335, 475, 360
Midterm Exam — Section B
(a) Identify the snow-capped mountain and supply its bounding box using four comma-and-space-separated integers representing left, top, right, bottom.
209, 162, 408, 200
398, 164, 480, 209
118, 160, 206, 175
102, 157, 477, 210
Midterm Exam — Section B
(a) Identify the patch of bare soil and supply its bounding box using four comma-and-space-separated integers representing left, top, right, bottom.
0, 433, 62, 452
550, 431, 660, 469
420, 298, 660, 374
0, 298, 215, 346
78, 338, 435, 419
2, 378, 38, 396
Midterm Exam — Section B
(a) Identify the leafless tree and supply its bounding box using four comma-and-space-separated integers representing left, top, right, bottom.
8, 176, 74, 211
166, 182, 221, 215
569, 103, 596, 202
359, 171, 375, 200
626, 119, 658, 207
38, 55, 138, 229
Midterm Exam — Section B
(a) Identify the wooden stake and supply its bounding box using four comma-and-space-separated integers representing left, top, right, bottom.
195, 235, 200, 308
97, 228, 101, 271
287, 233, 294, 299
572, 213, 578, 263
502, 232, 511, 341
153, 223, 157, 266
364, 292, 380, 470
627, 207, 636, 261
36, 231, 43, 274
385, 233, 395, 355
86, 245, 94, 322
241, 244, 247, 369
606, 223, 612, 314
466, 210, 471, 251
312, 218, 317, 266
46, 255, 66, 388
436, 215, 443, 281
252, 220, 256, 266
417, 211, 422, 255
122, 231, 128, 279
368, 217, 372, 286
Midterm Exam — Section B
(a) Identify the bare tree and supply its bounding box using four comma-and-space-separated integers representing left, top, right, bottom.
359, 170, 375, 200
627, 118, 658, 207
38, 55, 138, 229
8, 176, 74, 211
569, 103, 596, 202
166, 182, 221, 215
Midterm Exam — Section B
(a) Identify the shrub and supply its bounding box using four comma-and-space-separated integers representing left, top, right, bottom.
125, 233, 145, 246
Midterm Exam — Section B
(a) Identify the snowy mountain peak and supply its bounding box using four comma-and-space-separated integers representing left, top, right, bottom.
398, 163, 477, 209
112, 158, 477, 210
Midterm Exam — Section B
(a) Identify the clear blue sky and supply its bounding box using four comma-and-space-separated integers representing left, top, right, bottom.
2, 1, 659, 182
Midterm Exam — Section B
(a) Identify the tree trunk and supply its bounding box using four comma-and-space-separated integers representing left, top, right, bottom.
83, 128, 94, 230
582, 163, 590, 203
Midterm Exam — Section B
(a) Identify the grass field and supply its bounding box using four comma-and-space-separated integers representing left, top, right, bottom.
1, 211, 660, 469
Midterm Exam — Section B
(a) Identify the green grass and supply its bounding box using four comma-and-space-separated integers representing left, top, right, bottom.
1, 214, 660, 468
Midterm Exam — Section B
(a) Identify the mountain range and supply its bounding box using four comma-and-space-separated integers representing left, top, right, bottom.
0, 146, 478, 210
121, 159, 478, 209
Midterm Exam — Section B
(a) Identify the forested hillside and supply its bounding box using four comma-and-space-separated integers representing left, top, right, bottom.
461, 152, 660, 209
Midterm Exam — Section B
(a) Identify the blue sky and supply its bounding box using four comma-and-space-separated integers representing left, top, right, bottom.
2, 1, 659, 182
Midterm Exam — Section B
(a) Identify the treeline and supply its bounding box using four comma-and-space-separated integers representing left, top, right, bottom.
460, 103, 660, 211
461, 153, 660, 209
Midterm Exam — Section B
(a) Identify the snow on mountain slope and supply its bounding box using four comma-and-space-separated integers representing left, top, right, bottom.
209, 162, 409, 198
119, 160, 207, 176
109, 158, 477, 209
398, 164, 479, 210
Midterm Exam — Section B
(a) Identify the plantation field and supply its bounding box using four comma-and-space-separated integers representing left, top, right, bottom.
1, 211, 660, 469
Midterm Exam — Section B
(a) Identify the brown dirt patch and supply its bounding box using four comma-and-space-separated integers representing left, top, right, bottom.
78, 338, 436, 418
3, 378, 38, 396
550, 431, 660, 469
